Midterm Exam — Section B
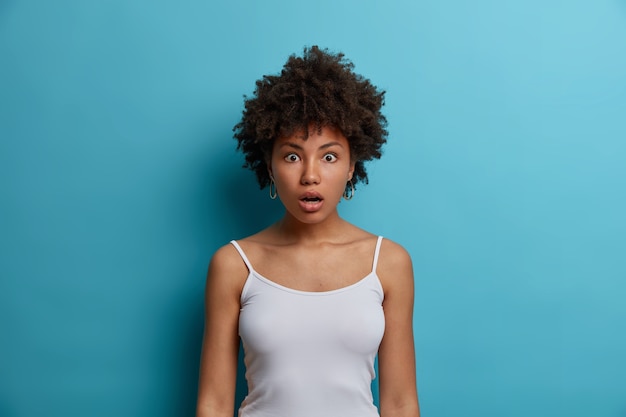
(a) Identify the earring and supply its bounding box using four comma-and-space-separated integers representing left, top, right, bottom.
269, 178, 277, 200
343, 180, 354, 201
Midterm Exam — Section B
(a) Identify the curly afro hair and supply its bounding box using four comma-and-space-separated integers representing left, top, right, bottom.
233, 46, 388, 189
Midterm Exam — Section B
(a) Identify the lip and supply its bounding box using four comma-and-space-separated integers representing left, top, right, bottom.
298, 191, 324, 212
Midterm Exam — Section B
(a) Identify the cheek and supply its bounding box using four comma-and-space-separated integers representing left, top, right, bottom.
329, 163, 353, 180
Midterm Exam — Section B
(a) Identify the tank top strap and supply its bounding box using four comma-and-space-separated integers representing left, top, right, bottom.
371, 236, 384, 273
230, 240, 254, 272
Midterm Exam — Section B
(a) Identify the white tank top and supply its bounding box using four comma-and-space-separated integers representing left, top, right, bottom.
231, 236, 386, 417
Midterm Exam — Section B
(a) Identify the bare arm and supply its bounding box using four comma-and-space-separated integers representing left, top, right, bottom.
196, 245, 247, 417
377, 240, 420, 417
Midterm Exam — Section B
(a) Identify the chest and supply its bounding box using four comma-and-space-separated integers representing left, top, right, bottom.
250, 245, 375, 292
239, 274, 385, 355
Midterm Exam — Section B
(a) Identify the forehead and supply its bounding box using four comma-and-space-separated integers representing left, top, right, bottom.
275, 125, 349, 147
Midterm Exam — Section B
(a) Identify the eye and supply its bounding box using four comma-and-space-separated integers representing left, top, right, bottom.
284, 153, 300, 162
323, 153, 338, 162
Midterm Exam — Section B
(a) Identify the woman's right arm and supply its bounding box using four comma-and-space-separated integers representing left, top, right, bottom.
196, 245, 247, 417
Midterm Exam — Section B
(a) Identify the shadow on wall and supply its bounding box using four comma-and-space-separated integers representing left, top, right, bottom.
169, 131, 279, 416
167, 289, 205, 417
0, 401, 15, 417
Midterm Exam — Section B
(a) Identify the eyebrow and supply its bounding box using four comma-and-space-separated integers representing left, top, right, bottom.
279, 141, 344, 151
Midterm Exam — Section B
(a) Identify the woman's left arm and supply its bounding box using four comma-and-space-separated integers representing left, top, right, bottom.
377, 239, 420, 417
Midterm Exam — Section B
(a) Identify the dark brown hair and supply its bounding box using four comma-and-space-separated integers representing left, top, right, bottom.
233, 46, 387, 189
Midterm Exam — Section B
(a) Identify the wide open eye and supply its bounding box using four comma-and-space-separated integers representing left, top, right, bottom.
284, 153, 301, 162
323, 153, 338, 162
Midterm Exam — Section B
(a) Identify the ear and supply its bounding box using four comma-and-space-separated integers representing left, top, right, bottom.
267, 160, 274, 180
347, 161, 355, 181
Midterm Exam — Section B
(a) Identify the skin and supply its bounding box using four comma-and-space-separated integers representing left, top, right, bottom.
196, 126, 420, 417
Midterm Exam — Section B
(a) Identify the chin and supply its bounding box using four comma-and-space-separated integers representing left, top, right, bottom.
287, 210, 331, 225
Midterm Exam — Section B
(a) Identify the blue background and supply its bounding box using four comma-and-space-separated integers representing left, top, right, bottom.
1, 1, 625, 416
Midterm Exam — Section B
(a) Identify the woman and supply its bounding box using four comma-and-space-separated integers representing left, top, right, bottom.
196, 46, 420, 417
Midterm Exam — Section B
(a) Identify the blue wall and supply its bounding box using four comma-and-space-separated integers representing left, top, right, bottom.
1, 1, 625, 416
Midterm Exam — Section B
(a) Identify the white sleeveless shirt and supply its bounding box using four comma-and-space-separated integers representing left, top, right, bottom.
231, 236, 386, 417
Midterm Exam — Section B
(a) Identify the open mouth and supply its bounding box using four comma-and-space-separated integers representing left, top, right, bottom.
299, 193, 324, 211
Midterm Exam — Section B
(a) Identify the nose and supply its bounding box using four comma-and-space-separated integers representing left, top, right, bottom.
301, 160, 320, 185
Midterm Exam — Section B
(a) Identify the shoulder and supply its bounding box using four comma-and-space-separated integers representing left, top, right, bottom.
379, 238, 413, 272
206, 242, 248, 294
210, 242, 244, 271
377, 238, 414, 294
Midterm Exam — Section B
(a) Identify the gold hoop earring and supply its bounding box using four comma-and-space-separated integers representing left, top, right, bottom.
343, 180, 354, 201
269, 178, 277, 200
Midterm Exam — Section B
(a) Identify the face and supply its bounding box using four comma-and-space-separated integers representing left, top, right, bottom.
269, 125, 355, 225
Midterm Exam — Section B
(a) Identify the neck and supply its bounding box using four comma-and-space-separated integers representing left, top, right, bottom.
273, 210, 349, 244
